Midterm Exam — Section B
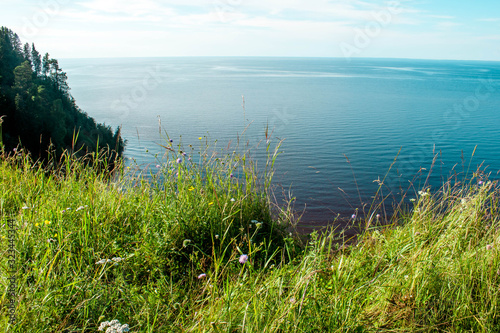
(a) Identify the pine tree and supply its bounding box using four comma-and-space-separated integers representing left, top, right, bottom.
42, 52, 50, 77
23, 42, 32, 65
31, 43, 41, 77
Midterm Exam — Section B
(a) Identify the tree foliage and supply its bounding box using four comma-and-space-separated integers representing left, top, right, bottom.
0, 26, 125, 165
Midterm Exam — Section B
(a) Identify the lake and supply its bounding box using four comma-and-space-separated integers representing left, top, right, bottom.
60, 57, 500, 229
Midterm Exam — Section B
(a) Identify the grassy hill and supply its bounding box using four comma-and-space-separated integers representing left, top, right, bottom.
1, 140, 499, 332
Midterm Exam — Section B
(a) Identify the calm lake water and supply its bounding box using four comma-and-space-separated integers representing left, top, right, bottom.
60, 57, 500, 229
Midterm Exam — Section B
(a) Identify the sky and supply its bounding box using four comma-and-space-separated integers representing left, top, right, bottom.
2, 0, 500, 60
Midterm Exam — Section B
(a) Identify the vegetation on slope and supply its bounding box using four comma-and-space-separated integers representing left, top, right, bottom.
0, 27, 124, 164
1, 135, 499, 332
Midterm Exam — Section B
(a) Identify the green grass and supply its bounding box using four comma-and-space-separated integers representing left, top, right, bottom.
1, 138, 500, 332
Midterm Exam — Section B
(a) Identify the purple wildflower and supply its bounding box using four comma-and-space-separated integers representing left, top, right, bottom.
169, 139, 173, 143
351, 214, 356, 219
176, 158, 182, 164
197, 273, 207, 279
478, 180, 484, 185
239, 254, 248, 264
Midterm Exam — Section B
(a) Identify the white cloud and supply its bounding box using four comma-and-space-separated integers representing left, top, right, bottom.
427, 15, 455, 20
436, 21, 461, 29
478, 18, 500, 22
76, 0, 176, 16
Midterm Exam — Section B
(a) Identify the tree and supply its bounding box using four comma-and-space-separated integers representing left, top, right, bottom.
0, 26, 126, 167
13, 61, 32, 92
42, 52, 50, 77
23, 43, 31, 65
49, 58, 69, 93
31, 43, 41, 77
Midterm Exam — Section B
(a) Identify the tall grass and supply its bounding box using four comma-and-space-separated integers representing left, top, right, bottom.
1, 137, 500, 332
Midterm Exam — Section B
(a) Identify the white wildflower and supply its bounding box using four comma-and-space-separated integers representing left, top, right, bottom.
76, 205, 88, 211
99, 319, 130, 333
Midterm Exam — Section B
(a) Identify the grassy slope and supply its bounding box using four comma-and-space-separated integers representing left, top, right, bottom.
1, 144, 500, 332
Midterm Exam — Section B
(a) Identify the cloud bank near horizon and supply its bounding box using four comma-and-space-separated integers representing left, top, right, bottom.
3, 0, 500, 60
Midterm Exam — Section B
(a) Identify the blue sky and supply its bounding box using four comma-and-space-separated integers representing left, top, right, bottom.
3, 0, 500, 60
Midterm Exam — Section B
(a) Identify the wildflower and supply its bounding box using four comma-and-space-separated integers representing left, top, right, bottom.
44, 220, 51, 225
410, 198, 416, 202
96, 258, 115, 265
197, 273, 207, 279
418, 190, 429, 197
198, 137, 202, 140
182, 152, 187, 156
169, 139, 173, 143
230, 173, 234, 178
256, 223, 263, 228
230, 198, 235, 202
239, 254, 248, 264
176, 158, 182, 164
215, 234, 219, 239
13, 148, 17, 153
188, 186, 195, 191
76, 205, 87, 211
112, 257, 124, 263
208, 202, 214, 206
156, 164, 161, 168
183, 239, 192, 247
478, 180, 484, 185
351, 214, 356, 219
376, 214, 381, 219
22, 205, 29, 210
486, 244, 494, 250
98, 320, 130, 332
47, 238, 56, 243
35, 223, 39, 227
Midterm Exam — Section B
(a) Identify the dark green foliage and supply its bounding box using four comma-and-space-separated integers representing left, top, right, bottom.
0, 26, 125, 165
